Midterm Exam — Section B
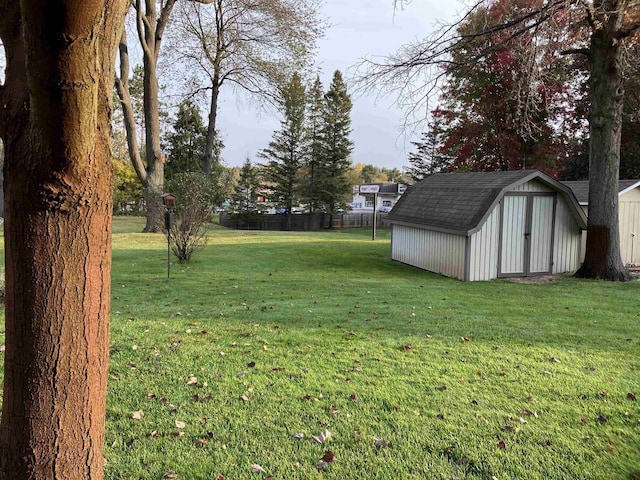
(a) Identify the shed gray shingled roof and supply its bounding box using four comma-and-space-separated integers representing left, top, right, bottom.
561, 180, 640, 204
389, 170, 586, 235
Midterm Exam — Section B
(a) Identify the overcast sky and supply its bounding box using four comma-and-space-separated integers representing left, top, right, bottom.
216, 0, 461, 171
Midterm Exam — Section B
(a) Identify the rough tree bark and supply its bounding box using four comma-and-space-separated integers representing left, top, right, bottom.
0, 1, 127, 478
575, 0, 636, 281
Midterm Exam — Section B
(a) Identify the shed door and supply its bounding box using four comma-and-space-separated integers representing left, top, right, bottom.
499, 193, 556, 277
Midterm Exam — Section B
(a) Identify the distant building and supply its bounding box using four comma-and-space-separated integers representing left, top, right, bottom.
562, 179, 640, 266
351, 183, 407, 212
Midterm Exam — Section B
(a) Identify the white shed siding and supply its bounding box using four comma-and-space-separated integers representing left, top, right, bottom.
391, 225, 466, 279
468, 207, 500, 281
529, 196, 555, 273
552, 199, 581, 273
577, 188, 640, 265
512, 180, 554, 192
579, 205, 588, 263
619, 188, 640, 265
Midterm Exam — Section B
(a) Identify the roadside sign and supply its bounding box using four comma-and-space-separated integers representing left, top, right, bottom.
360, 185, 380, 194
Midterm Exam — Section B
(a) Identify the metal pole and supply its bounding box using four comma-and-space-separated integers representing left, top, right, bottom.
372, 192, 377, 241
165, 209, 172, 280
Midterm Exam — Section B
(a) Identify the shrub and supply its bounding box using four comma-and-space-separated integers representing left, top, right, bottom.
165, 171, 225, 262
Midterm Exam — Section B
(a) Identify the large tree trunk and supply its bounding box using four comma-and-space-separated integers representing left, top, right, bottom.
203, 79, 221, 175
0, 1, 127, 478
575, 6, 632, 281
142, 51, 165, 232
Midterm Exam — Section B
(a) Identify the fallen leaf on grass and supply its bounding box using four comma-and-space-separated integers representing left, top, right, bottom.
313, 430, 332, 443
461, 337, 470, 342
501, 425, 520, 434
598, 391, 608, 397
251, 464, 266, 473
187, 376, 198, 385
247, 361, 256, 368
329, 405, 339, 416
596, 415, 608, 424
217, 474, 227, 480
132, 410, 144, 420
402, 344, 413, 350
240, 394, 250, 402
321, 450, 335, 462
548, 357, 560, 363
147, 392, 157, 400
316, 451, 335, 471
164, 472, 178, 479
497, 440, 506, 449
627, 392, 637, 401
293, 433, 304, 439
175, 420, 186, 429
374, 438, 388, 448
194, 438, 208, 447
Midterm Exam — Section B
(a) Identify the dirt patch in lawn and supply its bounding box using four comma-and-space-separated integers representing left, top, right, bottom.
506, 275, 562, 284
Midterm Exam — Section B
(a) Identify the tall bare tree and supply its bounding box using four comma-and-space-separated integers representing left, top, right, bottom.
167, 0, 324, 174
358, 0, 640, 280
115, 1, 178, 232
0, 1, 128, 478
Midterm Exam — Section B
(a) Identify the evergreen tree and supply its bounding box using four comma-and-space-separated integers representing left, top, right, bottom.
260, 72, 307, 230
164, 100, 210, 181
318, 70, 353, 221
302, 75, 325, 212
406, 115, 453, 181
230, 157, 262, 213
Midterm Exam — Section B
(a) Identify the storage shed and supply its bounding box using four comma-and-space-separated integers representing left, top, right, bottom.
388, 170, 587, 281
562, 179, 640, 266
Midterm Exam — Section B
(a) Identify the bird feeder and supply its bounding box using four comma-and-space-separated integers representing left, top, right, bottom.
161, 193, 177, 210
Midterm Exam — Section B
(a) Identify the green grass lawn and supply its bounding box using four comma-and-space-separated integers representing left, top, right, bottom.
2, 217, 640, 479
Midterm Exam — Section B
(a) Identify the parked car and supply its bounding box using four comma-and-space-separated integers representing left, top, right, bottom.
378, 205, 393, 213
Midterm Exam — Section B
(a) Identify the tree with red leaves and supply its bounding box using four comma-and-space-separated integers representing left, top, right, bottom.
359, 0, 640, 280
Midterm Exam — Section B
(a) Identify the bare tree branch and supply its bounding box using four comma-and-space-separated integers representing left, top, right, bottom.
115, 29, 148, 186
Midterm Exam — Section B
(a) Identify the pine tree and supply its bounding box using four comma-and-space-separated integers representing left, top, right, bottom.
165, 100, 209, 181
406, 115, 453, 182
260, 72, 307, 230
317, 70, 353, 222
302, 75, 325, 213
230, 157, 262, 213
